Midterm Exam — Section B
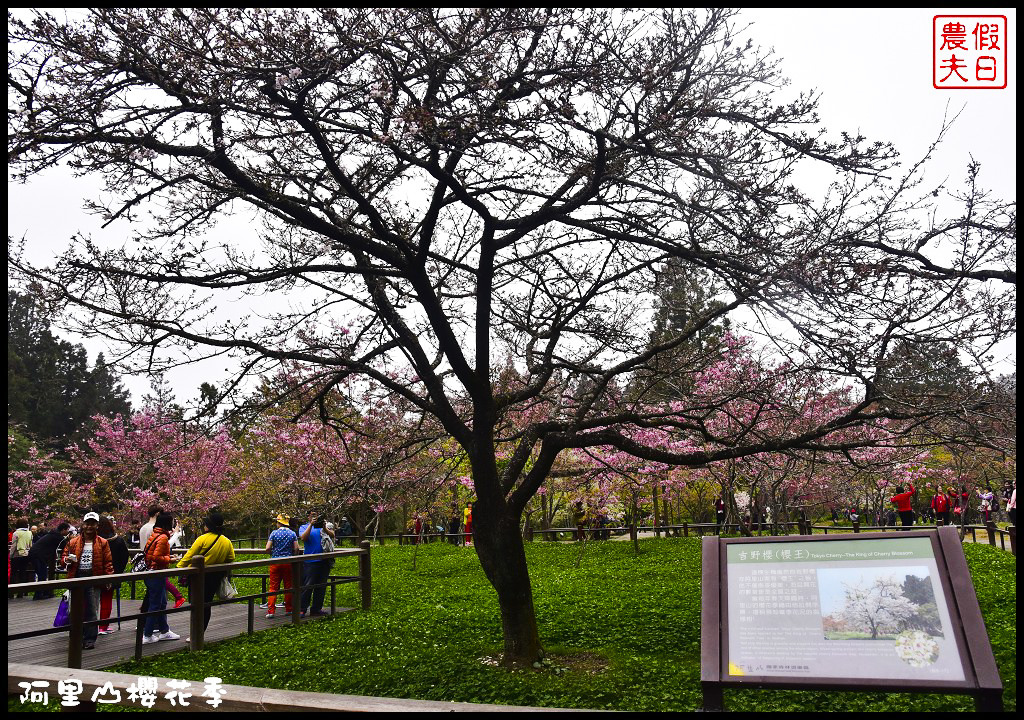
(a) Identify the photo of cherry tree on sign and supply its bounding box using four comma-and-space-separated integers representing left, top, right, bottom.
818, 567, 943, 642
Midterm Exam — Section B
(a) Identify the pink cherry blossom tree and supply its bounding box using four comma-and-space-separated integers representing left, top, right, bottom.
70, 411, 237, 531
8, 437, 89, 525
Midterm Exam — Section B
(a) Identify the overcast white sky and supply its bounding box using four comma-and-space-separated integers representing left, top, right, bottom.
7, 8, 1017, 408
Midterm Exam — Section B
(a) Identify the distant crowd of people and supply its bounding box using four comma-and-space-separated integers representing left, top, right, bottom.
825, 480, 1016, 529
404, 502, 477, 545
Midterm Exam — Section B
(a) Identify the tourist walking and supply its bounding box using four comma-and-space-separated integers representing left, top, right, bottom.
299, 511, 331, 617
265, 514, 298, 618
177, 512, 235, 635
464, 502, 474, 546
61, 512, 115, 650
28, 522, 71, 599
9, 518, 34, 594
141, 513, 180, 644
448, 514, 461, 545
338, 516, 354, 546
1007, 483, 1016, 526
139, 506, 186, 612
1001, 482, 1014, 523
98, 516, 129, 634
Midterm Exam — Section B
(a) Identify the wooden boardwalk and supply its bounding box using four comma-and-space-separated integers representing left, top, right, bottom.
7, 593, 353, 671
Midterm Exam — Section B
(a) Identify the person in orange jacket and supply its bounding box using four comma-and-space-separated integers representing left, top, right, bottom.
141, 513, 180, 644
889, 485, 916, 529
61, 512, 114, 650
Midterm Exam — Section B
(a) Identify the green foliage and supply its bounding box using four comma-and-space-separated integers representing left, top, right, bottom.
9, 540, 1015, 712
8, 290, 131, 452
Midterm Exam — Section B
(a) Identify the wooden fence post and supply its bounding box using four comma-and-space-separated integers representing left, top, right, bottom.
852, 520, 860, 533
985, 521, 996, 546
291, 561, 303, 623
68, 584, 85, 669
1008, 525, 1016, 556
190, 557, 206, 652
359, 541, 372, 610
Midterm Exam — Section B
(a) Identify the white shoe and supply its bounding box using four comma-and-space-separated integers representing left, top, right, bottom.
157, 630, 180, 641
259, 603, 268, 609
142, 634, 158, 644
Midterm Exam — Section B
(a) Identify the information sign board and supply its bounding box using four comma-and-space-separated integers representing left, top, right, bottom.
726, 535, 964, 682
700, 528, 1002, 711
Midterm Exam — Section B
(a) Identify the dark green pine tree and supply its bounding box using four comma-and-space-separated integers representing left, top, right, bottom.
873, 338, 978, 411
8, 290, 132, 449
630, 259, 731, 404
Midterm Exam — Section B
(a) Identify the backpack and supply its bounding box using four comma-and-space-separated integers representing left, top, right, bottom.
321, 531, 335, 553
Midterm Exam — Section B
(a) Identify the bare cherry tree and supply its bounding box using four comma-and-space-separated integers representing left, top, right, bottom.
8, 8, 1014, 665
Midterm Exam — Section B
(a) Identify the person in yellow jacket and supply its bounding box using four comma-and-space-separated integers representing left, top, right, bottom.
463, 502, 473, 546
177, 512, 234, 634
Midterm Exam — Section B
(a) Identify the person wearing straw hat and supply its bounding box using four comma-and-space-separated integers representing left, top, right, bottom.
264, 513, 298, 618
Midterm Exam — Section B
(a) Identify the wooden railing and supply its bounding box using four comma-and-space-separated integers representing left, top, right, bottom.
7, 542, 372, 669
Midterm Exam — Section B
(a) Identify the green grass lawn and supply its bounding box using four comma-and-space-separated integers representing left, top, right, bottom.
9, 538, 1016, 712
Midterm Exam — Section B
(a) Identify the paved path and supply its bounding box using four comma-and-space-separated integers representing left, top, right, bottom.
7, 593, 352, 671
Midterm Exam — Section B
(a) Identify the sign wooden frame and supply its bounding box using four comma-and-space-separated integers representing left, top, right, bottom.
700, 527, 1002, 711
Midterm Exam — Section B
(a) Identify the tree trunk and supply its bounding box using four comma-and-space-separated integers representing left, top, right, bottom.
472, 495, 544, 666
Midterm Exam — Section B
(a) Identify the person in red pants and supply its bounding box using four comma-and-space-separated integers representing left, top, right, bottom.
97, 517, 129, 633
264, 514, 298, 618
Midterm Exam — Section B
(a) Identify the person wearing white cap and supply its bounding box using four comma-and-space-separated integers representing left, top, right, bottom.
61, 511, 114, 650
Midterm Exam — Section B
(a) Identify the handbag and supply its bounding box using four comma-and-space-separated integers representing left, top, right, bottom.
132, 534, 160, 573
218, 575, 238, 600
129, 552, 149, 573
53, 591, 71, 627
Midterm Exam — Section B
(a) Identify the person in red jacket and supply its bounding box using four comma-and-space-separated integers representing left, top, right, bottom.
890, 485, 916, 529
931, 490, 951, 526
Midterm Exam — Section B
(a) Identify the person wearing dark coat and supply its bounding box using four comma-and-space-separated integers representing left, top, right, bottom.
98, 517, 130, 634
28, 523, 71, 599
